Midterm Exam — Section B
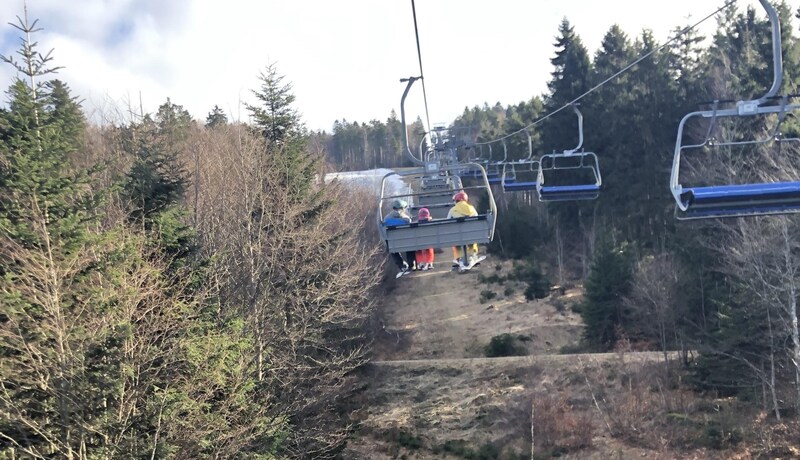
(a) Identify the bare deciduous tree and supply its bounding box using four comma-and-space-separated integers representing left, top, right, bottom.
625, 253, 682, 374
186, 122, 382, 457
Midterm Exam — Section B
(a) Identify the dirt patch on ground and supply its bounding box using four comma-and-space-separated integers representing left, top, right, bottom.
376, 258, 583, 361
349, 257, 579, 459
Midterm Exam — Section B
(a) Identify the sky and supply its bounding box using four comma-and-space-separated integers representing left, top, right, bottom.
0, 0, 795, 132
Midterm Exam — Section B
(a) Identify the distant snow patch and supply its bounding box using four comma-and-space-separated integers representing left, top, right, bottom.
325, 168, 412, 203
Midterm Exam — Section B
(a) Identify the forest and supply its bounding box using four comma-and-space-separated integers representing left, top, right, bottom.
2, 1, 800, 458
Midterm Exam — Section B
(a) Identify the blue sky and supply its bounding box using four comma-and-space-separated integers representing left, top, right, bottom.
0, 0, 792, 132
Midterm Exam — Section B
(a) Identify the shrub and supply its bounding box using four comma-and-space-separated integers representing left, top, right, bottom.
479, 290, 498, 304
484, 334, 528, 357
478, 272, 504, 285
699, 421, 742, 450
534, 394, 593, 456
510, 260, 550, 300
552, 298, 567, 313
381, 426, 423, 450
437, 440, 504, 460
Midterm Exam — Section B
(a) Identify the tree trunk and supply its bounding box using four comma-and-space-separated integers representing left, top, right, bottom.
767, 308, 781, 421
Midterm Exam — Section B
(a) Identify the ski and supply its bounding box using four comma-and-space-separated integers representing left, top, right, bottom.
455, 255, 487, 273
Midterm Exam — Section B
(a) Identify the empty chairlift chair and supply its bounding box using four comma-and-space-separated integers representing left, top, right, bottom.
414, 174, 462, 219
466, 144, 493, 180
485, 142, 508, 185
537, 105, 601, 201
669, 0, 800, 219
501, 129, 540, 192
503, 161, 540, 192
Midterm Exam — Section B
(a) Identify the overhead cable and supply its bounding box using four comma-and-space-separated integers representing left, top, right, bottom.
411, 0, 433, 140
474, 0, 738, 146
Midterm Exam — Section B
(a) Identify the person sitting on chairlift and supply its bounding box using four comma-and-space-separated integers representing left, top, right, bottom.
447, 191, 479, 266
384, 199, 417, 274
415, 207, 435, 271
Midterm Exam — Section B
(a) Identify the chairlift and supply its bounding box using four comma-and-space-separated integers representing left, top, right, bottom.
461, 144, 492, 179
537, 105, 601, 201
486, 142, 508, 185
669, 0, 800, 219
378, 164, 497, 253
502, 129, 540, 192
386, 77, 497, 253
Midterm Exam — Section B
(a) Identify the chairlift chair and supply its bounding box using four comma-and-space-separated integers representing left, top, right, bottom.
503, 160, 541, 192
389, 77, 497, 248
669, 0, 800, 219
416, 172, 463, 219
485, 141, 509, 185
463, 144, 493, 179
501, 130, 540, 192
377, 164, 497, 253
537, 105, 602, 201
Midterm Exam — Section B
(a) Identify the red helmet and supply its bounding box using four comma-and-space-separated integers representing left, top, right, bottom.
453, 191, 468, 202
418, 208, 431, 219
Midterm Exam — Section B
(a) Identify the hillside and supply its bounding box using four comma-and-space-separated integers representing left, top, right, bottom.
344, 256, 797, 460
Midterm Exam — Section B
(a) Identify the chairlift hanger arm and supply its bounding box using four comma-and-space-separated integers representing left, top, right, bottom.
758, 0, 782, 104
523, 129, 533, 161
399, 76, 425, 165
563, 104, 584, 154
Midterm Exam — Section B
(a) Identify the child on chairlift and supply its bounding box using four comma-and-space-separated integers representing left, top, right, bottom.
415, 207, 435, 270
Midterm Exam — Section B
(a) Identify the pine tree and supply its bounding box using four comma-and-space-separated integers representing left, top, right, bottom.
247, 63, 318, 202
545, 19, 592, 109
540, 19, 596, 278
246, 62, 304, 144
44, 79, 85, 150
0, 15, 87, 251
120, 99, 198, 266
580, 238, 633, 351
205, 104, 228, 128
0, 14, 116, 455
122, 115, 187, 222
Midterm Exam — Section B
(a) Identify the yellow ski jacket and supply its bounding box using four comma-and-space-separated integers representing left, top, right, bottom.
447, 201, 477, 218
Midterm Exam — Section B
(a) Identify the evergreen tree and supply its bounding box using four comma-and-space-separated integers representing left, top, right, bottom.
0, 17, 87, 250
122, 115, 187, 223
539, 19, 595, 278
545, 19, 592, 112
246, 62, 304, 144
247, 63, 318, 202
155, 97, 193, 140
668, 21, 706, 103
580, 238, 633, 351
690, 279, 787, 410
592, 29, 680, 247
205, 104, 228, 128
44, 79, 85, 151
120, 98, 198, 265
588, 25, 636, 236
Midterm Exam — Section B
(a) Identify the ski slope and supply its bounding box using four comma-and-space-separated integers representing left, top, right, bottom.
325, 168, 412, 203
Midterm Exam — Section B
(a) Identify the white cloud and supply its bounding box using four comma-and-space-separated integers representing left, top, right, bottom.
0, 0, 793, 131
